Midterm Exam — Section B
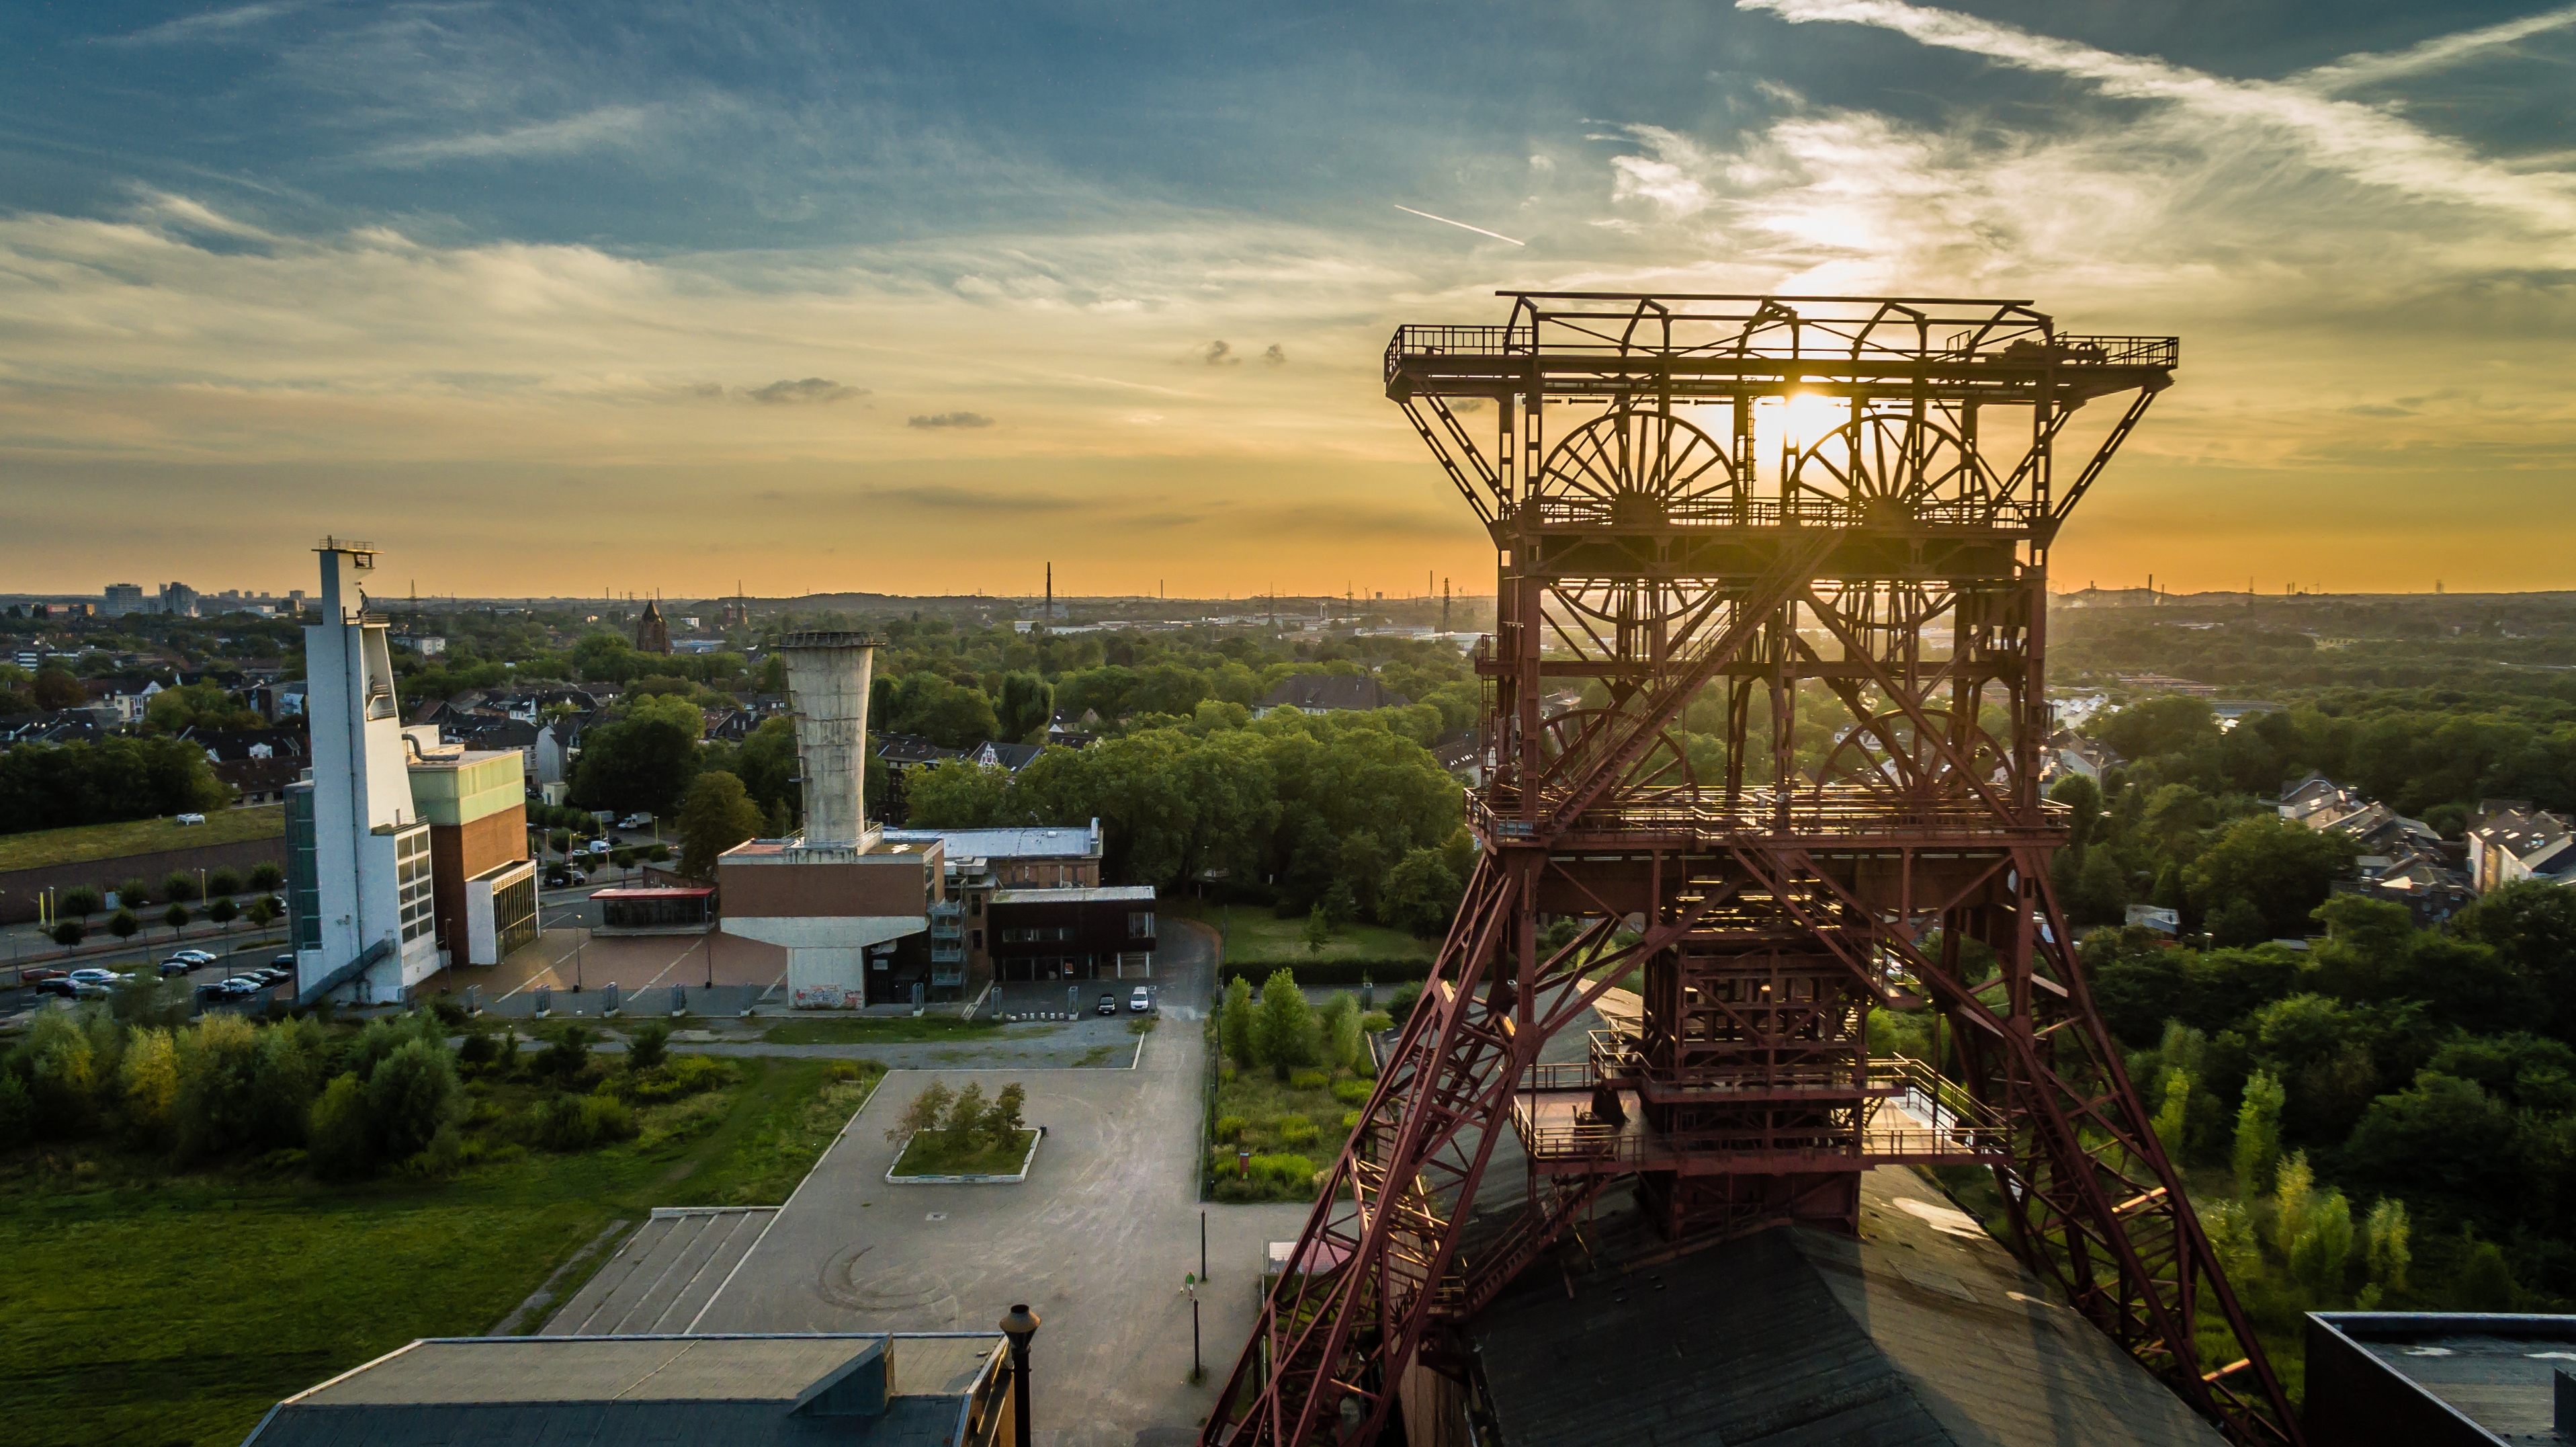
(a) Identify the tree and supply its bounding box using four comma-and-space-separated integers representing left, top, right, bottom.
887, 1081, 955, 1143
2209, 896, 2268, 948
939, 1083, 989, 1152
676, 771, 763, 880
1219, 976, 1255, 1068
208, 897, 239, 932
367, 1039, 462, 1162
243, 897, 276, 930
306, 1073, 374, 1178
247, 863, 283, 893
30, 667, 85, 711
570, 694, 704, 817
108, 908, 139, 942
627, 1021, 670, 1071
996, 673, 1054, 744
1303, 905, 1331, 954
118, 877, 150, 907
60, 886, 101, 918
207, 867, 242, 897
2184, 817, 2355, 940
1318, 993, 1363, 1075
2454, 882, 2576, 1041
902, 759, 1017, 828
2047, 773, 2103, 851
1380, 846, 1465, 938
2231, 1069, 2284, 1201
984, 1083, 1027, 1148
2344, 1072, 2519, 1223
2456, 1241, 2516, 1311
163, 903, 189, 937
163, 872, 200, 903
0, 735, 228, 834
1256, 968, 1316, 1079
50, 920, 82, 948
2362, 1198, 2411, 1296
2065, 848, 2129, 926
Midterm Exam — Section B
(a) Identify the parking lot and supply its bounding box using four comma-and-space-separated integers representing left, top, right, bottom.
0, 936, 296, 1016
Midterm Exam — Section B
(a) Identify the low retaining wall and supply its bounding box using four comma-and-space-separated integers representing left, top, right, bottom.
0, 836, 290, 924
886, 1126, 1046, 1185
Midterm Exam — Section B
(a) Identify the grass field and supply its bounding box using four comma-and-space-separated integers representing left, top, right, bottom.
1169, 901, 1434, 964
759, 1016, 1011, 1046
0, 1055, 880, 1447
0, 807, 286, 874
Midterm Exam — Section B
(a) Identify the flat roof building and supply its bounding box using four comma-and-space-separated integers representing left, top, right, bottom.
2306, 1313, 2576, 1446
240, 1332, 1014, 1446
405, 735, 537, 967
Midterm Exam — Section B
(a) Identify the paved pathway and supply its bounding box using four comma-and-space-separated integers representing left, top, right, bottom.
650, 919, 1310, 1446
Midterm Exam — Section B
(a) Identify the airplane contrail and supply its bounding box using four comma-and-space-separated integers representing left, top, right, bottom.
1393, 204, 1526, 247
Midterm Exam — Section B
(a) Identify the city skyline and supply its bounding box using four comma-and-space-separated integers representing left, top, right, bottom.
3, 1, 2572, 596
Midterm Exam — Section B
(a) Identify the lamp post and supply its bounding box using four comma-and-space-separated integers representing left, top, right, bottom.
998, 1303, 1039, 1447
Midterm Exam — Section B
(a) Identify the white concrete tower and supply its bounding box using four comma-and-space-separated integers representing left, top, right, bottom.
298, 538, 439, 1002
778, 631, 878, 850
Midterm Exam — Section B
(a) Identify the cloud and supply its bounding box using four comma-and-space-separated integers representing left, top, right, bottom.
1262, 344, 1287, 366
906, 411, 994, 429
2295, 5, 2576, 92
101, 2, 302, 46
746, 378, 865, 405
866, 484, 1072, 510
366, 105, 662, 166
1197, 340, 1240, 366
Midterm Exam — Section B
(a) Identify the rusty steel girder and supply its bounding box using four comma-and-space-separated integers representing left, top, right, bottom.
1203, 294, 2297, 1447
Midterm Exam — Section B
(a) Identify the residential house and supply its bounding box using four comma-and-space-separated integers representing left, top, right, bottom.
1256, 674, 1413, 714
2282, 772, 2477, 925
968, 739, 1045, 772
2467, 802, 2576, 894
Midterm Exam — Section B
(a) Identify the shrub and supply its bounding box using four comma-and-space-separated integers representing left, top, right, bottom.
163, 872, 200, 903
538, 1025, 595, 1079
1277, 1114, 1317, 1147
1332, 1079, 1371, 1105
1287, 1069, 1331, 1091
112, 975, 192, 1031
20, 1013, 97, 1138
307, 1073, 374, 1178
247, 863, 283, 892
1387, 981, 1424, 1028
366, 1038, 463, 1161
536, 1092, 636, 1151
50, 921, 82, 947
121, 1027, 181, 1147
1359, 1010, 1393, 1034
108, 909, 139, 941
615, 1054, 739, 1104
1213, 1114, 1247, 1143
0, 1071, 32, 1150
400, 1124, 466, 1177
61, 886, 101, 917
1219, 976, 1254, 1067
1250, 1153, 1315, 1189
174, 1014, 265, 1159
627, 1022, 671, 1071
207, 868, 243, 897
646, 843, 671, 863
1319, 992, 1362, 1074
248, 1018, 323, 1148
1341, 1110, 1361, 1129
118, 878, 151, 907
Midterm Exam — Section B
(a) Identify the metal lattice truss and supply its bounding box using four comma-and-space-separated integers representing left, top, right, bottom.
1205, 295, 2299, 1447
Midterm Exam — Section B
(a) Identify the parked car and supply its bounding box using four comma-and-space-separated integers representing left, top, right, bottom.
158, 958, 194, 979
1097, 993, 1117, 1016
1129, 987, 1153, 1013
216, 976, 267, 998
18, 966, 67, 984
33, 978, 79, 998
252, 967, 292, 986
171, 949, 218, 966
587, 839, 611, 856
68, 968, 130, 987
271, 954, 296, 969
619, 813, 652, 830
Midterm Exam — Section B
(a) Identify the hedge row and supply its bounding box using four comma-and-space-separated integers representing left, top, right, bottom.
1218, 958, 1435, 988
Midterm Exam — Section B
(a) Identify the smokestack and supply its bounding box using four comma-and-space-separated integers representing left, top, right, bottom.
777, 631, 877, 849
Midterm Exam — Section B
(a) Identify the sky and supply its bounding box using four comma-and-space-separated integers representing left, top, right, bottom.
2, 1, 2572, 600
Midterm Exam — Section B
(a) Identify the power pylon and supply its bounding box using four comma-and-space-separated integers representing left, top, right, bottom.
1203, 294, 2298, 1446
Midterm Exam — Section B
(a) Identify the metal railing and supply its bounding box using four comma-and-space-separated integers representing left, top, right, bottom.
1507, 1054, 2008, 1167
1467, 785, 2062, 845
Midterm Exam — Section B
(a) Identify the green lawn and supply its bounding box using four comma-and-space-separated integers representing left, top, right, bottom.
1171, 901, 1434, 964
890, 1127, 1039, 1177
0, 1056, 880, 1447
0, 807, 285, 874
759, 1017, 1010, 1046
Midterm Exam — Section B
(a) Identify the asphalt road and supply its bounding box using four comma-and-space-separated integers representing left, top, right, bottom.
688, 919, 1310, 1447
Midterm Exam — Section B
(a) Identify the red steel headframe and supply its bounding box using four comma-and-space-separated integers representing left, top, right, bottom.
1203, 294, 2299, 1447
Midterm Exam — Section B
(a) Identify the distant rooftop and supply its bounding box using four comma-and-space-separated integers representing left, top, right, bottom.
884, 821, 1101, 863
991, 885, 1154, 905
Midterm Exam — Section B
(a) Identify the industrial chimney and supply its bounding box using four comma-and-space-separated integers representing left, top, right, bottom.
777, 631, 877, 849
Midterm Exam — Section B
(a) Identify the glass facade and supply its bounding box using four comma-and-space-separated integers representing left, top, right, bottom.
286, 781, 321, 951
396, 825, 434, 944
491, 868, 539, 957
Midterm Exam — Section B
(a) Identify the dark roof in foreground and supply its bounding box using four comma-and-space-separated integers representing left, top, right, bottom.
241, 1333, 1006, 1447
2307, 1312, 2576, 1446
1467, 1168, 2223, 1447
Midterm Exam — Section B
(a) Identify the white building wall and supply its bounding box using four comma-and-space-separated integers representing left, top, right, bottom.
300, 543, 441, 1001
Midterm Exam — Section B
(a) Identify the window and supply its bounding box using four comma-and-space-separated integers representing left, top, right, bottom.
1128, 912, 1156, 940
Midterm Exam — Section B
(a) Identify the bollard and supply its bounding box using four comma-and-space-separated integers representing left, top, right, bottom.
601, 983, 621, 1016
672, 985, 688, 1017
463, 985, 481, 1016
534, 985, 552, 1017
